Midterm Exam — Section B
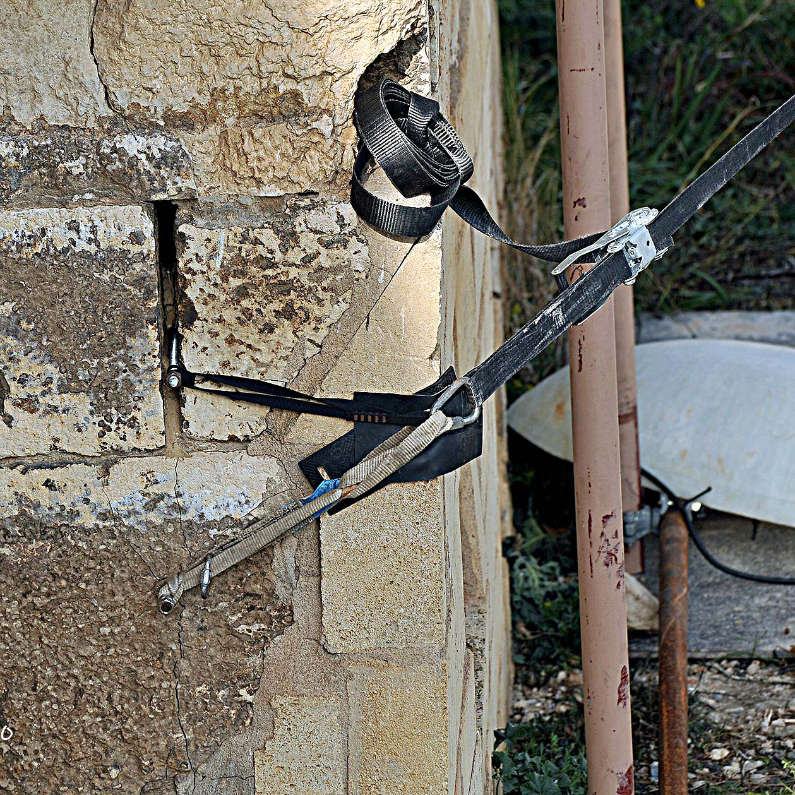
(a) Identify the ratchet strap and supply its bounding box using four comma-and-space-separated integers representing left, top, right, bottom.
158, 81, 795, 611
177, 367, 432, 427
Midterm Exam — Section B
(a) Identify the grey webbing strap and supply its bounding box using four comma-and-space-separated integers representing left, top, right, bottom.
158, 411, 452, 612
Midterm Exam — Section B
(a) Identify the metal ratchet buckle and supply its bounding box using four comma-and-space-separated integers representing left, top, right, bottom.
430, 376, 481, 430
551, 207, 660, 285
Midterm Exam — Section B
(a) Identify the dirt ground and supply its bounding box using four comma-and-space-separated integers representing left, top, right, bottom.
511, 658, 795, 793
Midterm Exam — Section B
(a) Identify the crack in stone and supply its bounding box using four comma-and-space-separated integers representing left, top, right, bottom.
89, 0, 123, 118
0, 370, 13, 428
151, 200, 188, 457
173, 613, 197, 794
173, 458, 189, 555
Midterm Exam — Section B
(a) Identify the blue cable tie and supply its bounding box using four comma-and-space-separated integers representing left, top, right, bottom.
299, 478, 341, 519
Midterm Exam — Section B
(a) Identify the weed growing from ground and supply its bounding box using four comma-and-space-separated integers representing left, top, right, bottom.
494, 717, 587, 795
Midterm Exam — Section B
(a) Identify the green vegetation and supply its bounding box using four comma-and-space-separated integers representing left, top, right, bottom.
507, 508, 580, 678
494, 718, 587, 795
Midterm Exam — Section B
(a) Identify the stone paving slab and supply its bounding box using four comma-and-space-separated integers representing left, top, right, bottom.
636, 310, 795, 347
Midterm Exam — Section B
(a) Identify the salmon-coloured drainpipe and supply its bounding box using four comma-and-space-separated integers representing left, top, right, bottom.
555, 2, 635, 793
604, 0, 644, 574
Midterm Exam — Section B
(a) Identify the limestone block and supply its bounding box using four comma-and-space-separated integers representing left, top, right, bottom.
0, 450, 293, 794
93, 0, 427, 195
0, 450, 281, 535
0, 126, 197, 208
254, 696, 346, 794
0, 0, 109, 127
347, 662, 447, 794
320, 479, 445, 652
284, 225, 443, 451
0, 206, 164, 455
177, 198, 370, 440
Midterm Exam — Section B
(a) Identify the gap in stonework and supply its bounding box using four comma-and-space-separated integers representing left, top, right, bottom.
151, 199, 185, 455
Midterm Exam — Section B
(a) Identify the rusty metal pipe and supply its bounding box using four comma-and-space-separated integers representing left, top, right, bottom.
555, 2, 635, 792
604, 0, 644, 575
659, 507, 689, 794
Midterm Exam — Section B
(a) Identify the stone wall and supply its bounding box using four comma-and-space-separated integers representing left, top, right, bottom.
0, 2, 510, 792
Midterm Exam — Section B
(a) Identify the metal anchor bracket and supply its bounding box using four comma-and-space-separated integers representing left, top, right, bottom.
623, 502, 664, 546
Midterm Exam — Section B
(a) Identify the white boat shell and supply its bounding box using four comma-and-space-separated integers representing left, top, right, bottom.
507, 339, 795, 528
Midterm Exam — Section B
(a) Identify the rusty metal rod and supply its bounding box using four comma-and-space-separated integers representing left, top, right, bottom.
555, 2, 635, 792
604, 0, 644, 575
659, 507, 689, 795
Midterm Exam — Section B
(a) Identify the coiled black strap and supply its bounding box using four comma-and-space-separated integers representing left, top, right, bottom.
352, 78, 607, 264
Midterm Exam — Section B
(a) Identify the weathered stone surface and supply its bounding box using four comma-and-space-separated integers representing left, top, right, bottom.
0, 450, 293, 795
320, 480, 444, 652
254, 696, 346, 794
436, 0, 513, 786
277, 215, 445, 653
0, 0, 109, 127
0, 1, 512, 793
93, 0, 427, 196
0, 206, 164, 455
347, 662, 447, 794
177, 198, 370, 440
0, 125, 197, 207
0, 450, 282, 533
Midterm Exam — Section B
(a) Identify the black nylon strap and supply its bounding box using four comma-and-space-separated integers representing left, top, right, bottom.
465, 251, 630, 403
352, 79, 608, 262
178, 82, 794, 494
299, 367, 482, 510
464, 93, 795, 403
650, 94, 795, 248
180, 369, 430, 426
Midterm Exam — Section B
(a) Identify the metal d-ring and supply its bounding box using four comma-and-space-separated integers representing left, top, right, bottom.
430, 376, 481, 430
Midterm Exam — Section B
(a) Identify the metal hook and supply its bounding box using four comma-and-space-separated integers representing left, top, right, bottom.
430, 376, 481, 430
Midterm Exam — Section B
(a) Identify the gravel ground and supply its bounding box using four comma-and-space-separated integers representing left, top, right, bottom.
511, 658, 795, 793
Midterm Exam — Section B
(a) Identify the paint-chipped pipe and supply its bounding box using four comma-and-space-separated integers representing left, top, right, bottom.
659, 508, 689, 795
604, 0, 643, 575
555, 2, 635, 792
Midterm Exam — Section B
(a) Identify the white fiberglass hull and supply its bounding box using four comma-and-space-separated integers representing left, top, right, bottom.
507, 339, 795, 528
